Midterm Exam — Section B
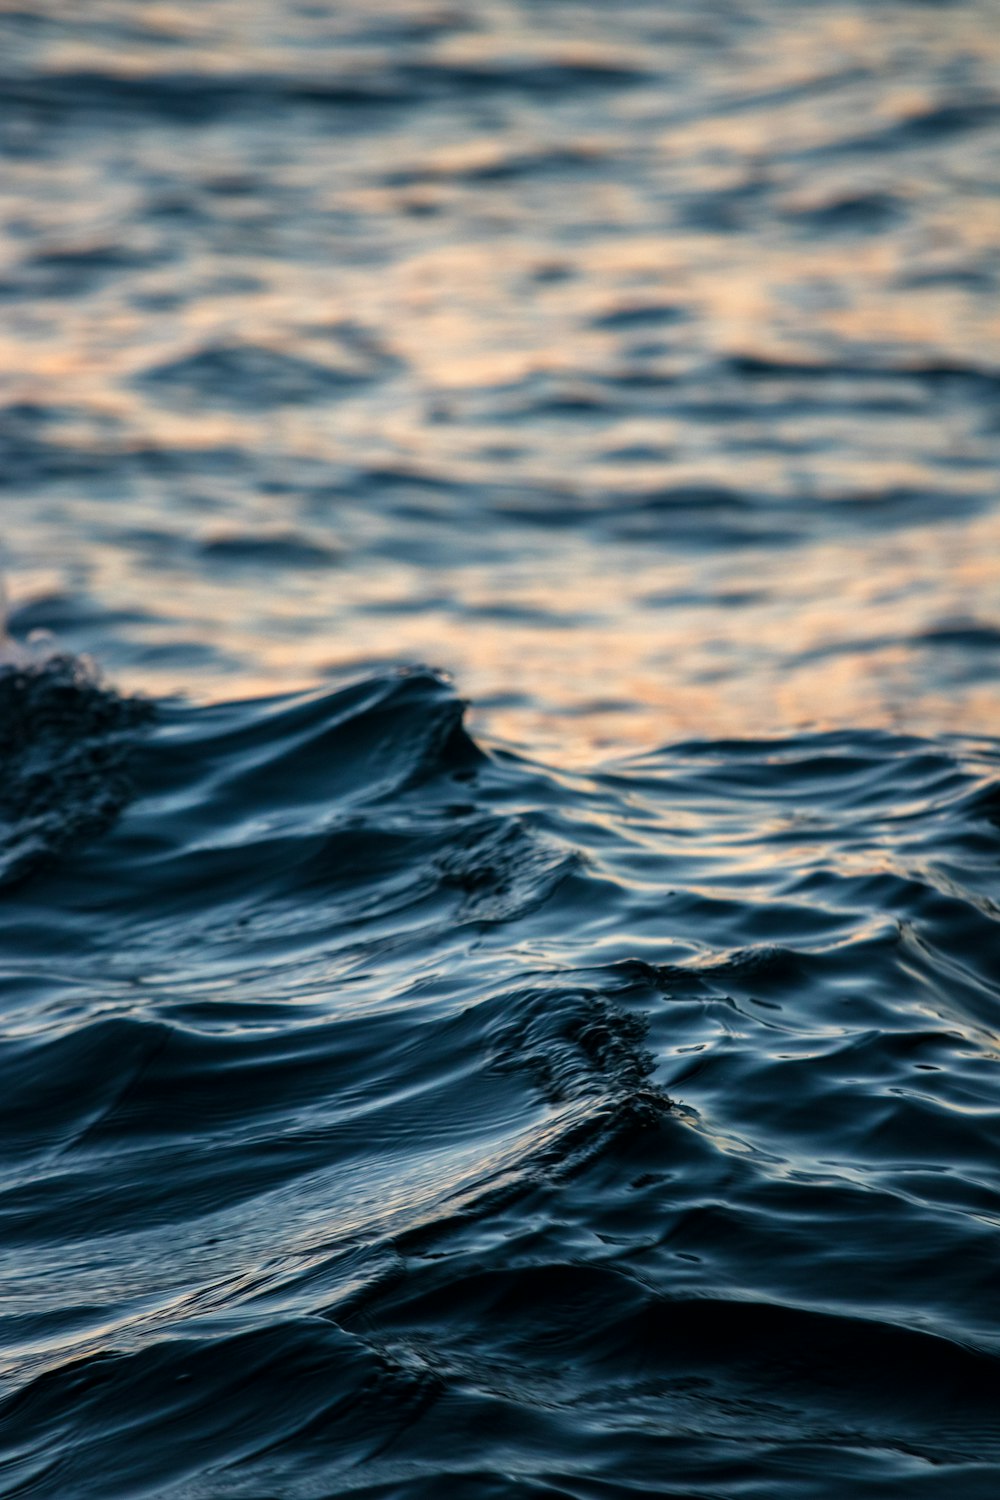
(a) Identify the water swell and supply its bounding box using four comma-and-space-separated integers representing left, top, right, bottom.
0, 657, 997, 1493
2, 0, 1000, 1487
0, 655, 153, 888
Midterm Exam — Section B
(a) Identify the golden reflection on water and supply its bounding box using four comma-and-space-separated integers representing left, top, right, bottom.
20, 492, 986, 766
2, 0, 999, 763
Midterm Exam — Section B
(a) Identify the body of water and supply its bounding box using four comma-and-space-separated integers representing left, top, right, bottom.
1, 2, 999, 1495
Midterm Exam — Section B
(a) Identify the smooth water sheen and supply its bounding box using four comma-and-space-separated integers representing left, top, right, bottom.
1, 1, 1000, 1496
1, 661, 999, 1498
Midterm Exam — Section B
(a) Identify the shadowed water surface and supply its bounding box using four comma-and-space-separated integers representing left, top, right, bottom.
0, 660, 999, 1498
1, 0, 1000, 1495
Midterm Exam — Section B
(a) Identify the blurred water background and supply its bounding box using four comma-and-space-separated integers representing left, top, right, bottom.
2, 0, 998, 756
1, 3, 1000, 1497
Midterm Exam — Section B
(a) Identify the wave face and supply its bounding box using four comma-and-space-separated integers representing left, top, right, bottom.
0, 659, 997, 1496
2, 0, 1000, 1493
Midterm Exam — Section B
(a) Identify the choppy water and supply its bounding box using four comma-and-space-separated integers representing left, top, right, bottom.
1, 2, 1000, 1496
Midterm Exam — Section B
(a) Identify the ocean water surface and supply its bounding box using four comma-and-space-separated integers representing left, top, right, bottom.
1, 1, 1000, 1495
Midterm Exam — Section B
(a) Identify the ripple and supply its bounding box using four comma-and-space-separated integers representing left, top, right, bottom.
2, 0, 1000, 1489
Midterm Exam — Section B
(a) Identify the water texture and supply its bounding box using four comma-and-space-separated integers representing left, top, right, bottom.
0, 660, 999, 1498
1, 1, 1000, 1496
1, 0, 999, 757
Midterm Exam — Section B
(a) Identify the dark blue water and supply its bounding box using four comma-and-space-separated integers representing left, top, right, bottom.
1, 658, 999, 1497
2, 1, 1000, 1495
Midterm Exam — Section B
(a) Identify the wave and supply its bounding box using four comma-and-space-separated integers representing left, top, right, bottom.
0, 54, 648, 126
0, 657, 998, 1494
0, 655, 153, 887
